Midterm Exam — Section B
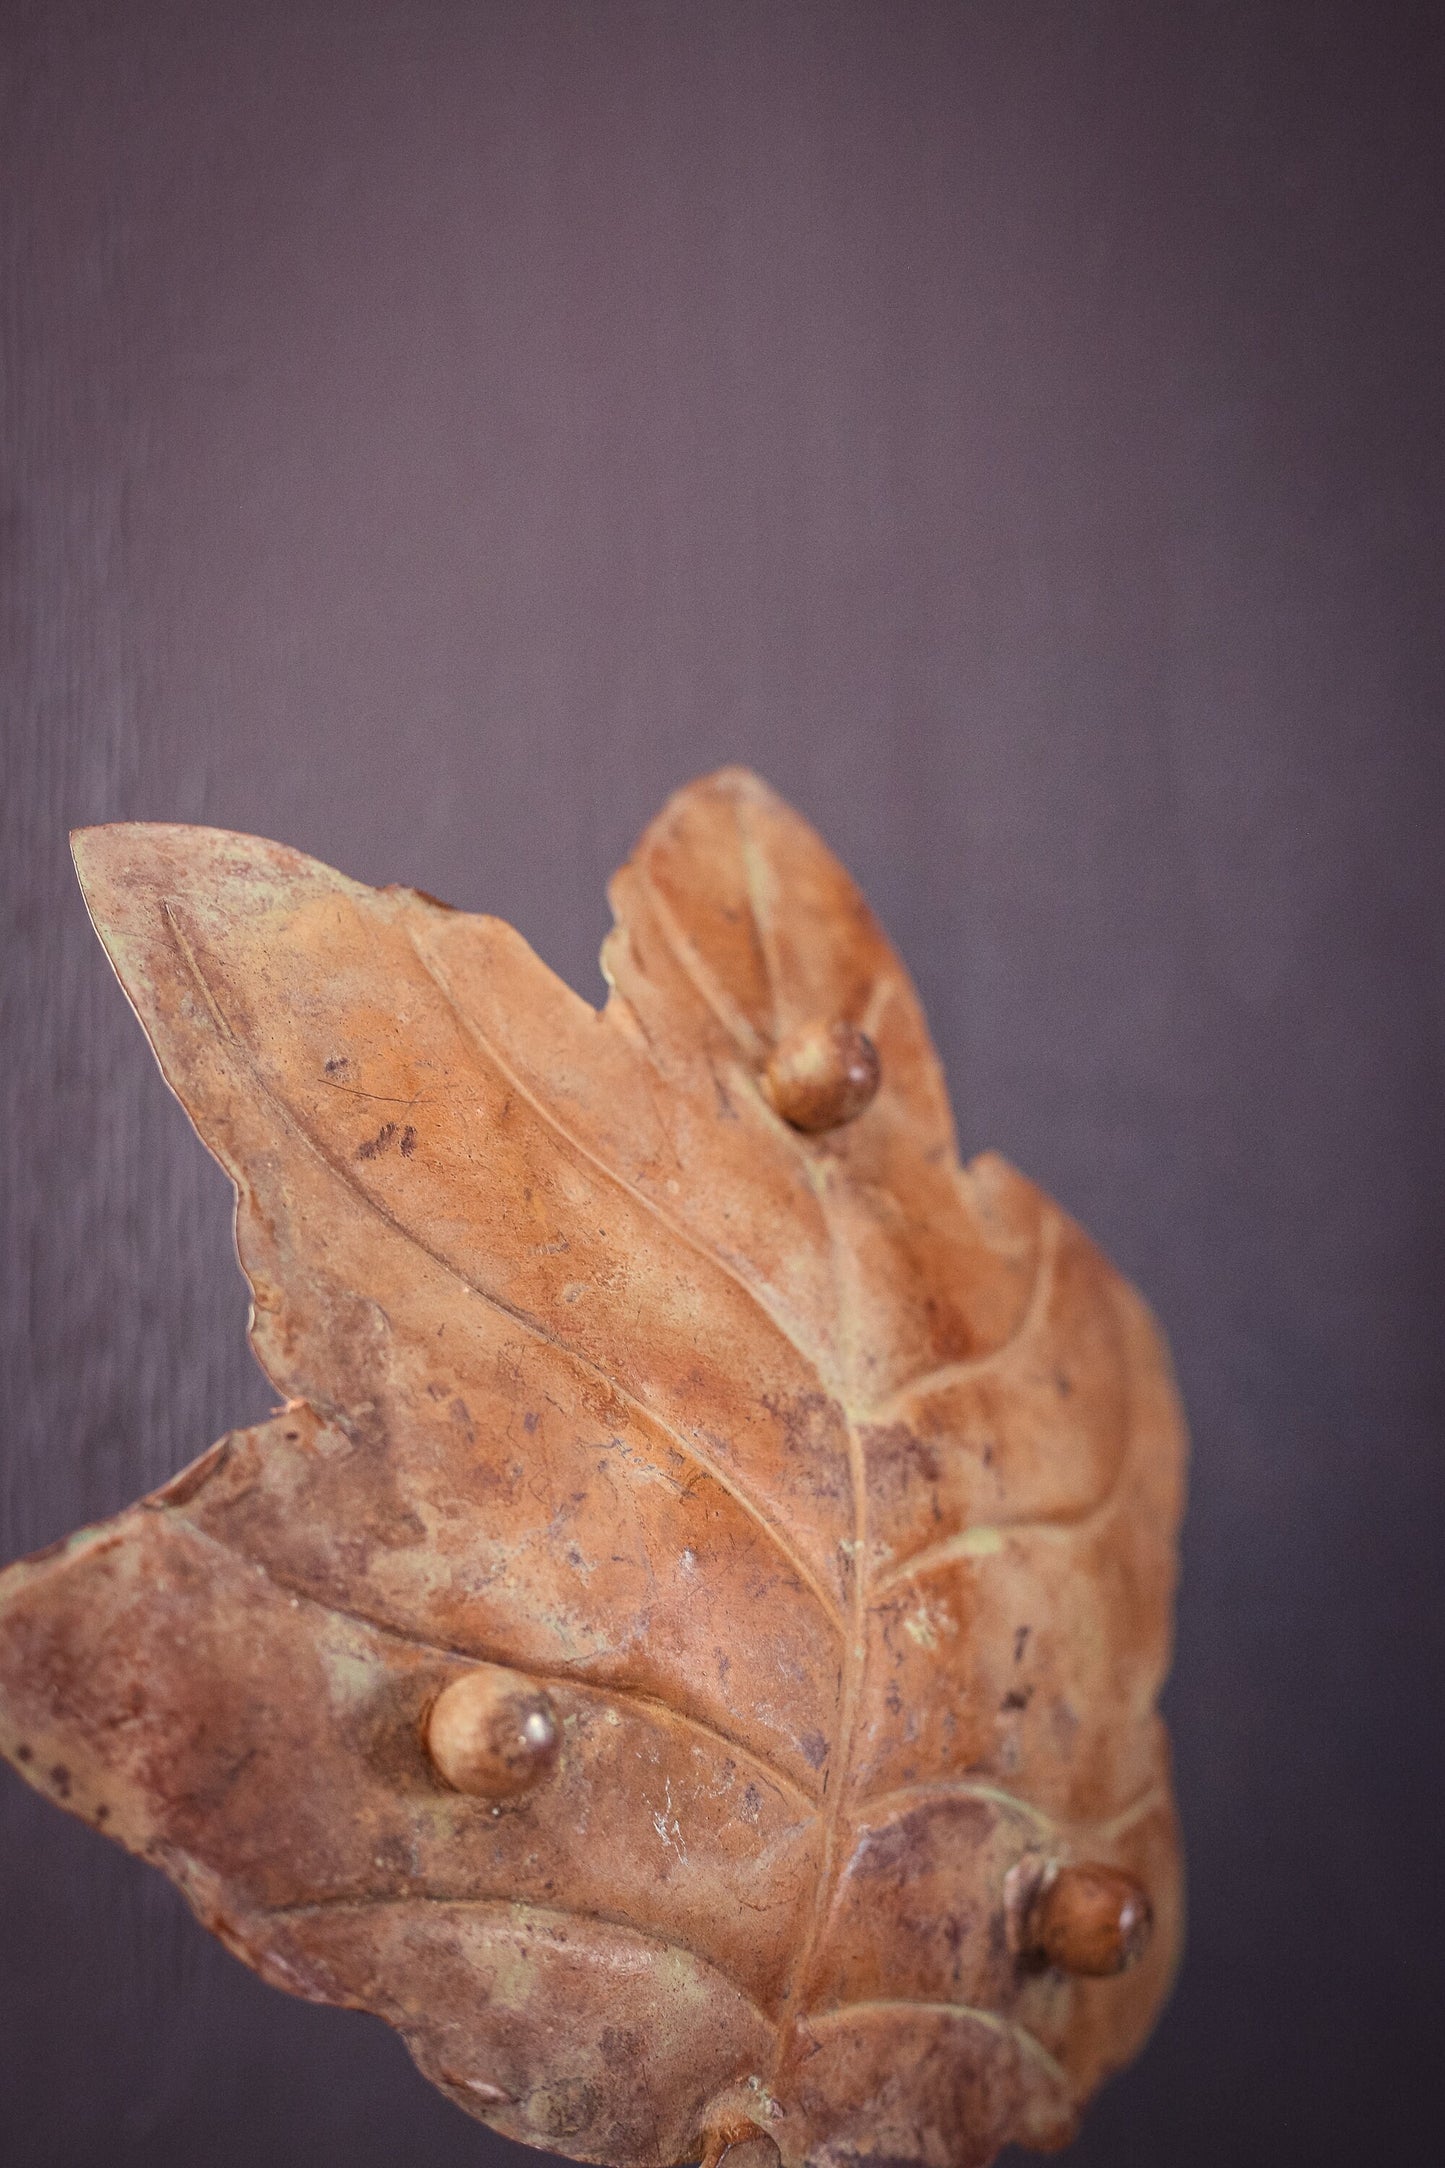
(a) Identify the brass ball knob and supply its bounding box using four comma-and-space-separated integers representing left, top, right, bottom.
762, 1019, 881, 1133
425, 1666, 560, 1798
1025, 1862, 1153, 1977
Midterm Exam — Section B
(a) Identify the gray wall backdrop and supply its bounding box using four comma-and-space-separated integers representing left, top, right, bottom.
3, 4, 1442, 2164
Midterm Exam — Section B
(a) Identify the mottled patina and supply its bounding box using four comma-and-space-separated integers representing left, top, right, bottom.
0, 769, 1186, 2167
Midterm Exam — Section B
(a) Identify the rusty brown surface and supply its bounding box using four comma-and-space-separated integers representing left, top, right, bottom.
0, 768, 1186, 2168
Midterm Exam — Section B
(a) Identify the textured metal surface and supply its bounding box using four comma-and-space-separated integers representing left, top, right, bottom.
0, 775, 1185, 2165
3, 5, 1443, 2166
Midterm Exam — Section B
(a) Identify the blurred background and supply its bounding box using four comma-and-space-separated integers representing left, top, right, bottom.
3, 3, 1442, 2163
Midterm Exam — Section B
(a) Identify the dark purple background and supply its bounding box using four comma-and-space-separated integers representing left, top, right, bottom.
3, 4, 1442, 2164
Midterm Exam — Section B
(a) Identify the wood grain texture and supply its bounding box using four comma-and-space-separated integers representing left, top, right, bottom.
0, 773, 1184, 2168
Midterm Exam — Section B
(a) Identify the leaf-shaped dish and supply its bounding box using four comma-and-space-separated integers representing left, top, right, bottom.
0, 769, 1185, 2168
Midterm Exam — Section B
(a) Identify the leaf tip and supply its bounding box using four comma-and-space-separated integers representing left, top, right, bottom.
69, 821, 190, 920
69, 819, 135, 891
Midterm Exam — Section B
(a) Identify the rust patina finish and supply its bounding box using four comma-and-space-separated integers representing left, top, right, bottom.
0, 770, 1186, 2168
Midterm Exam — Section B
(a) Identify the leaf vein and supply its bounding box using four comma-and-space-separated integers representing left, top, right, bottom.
256, 1890, 779, 2031
848, 1777, 1167, 1845
805, 1998, 1070, 2091
638, 869, 770, 1062
164, 1511, 824, 1814
159, 902, 847, 1640
860, 1213, 1061, 1421
404, 921, 836, 1397
871, 1458, 1132, 1596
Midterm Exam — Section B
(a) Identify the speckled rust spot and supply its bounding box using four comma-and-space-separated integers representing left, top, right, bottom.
0, 769, 1186, 2168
